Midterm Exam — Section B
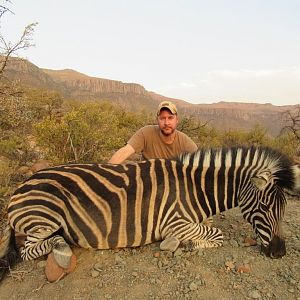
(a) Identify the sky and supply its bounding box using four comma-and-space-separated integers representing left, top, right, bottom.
2, 0, 300, 106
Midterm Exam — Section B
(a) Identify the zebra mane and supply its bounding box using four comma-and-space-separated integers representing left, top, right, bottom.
177, 146, 295, 191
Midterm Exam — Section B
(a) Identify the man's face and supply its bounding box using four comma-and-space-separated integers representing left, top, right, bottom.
157, 109, 179, 136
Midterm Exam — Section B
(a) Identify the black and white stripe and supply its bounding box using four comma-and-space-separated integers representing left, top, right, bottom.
7, 146, 297, 261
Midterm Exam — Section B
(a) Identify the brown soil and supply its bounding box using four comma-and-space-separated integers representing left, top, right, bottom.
0, 196, 299, 300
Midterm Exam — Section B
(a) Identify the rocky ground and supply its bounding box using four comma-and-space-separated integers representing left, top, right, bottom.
0, 196, 299, 300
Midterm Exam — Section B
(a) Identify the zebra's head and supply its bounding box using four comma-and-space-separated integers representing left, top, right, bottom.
240, 166, 292, 258
252, 173, 286, 258
179, 146, 297, 258
237, 148, 299, 259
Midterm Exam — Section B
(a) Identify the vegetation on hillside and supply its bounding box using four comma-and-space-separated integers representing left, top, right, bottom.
0, 1, 299, 197
1, 85, 299, 196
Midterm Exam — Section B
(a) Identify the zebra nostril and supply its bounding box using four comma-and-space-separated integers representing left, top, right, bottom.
262, 236, 286, 259
270, 252, 280, 259
270, 251, 284, 259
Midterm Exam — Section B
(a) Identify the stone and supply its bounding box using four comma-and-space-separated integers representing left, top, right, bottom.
189, 281, 198, 291
244, 237, 257, 246
248, 289, 261, 299
132, 271, 138, 277
160, 236, 180, 252
236, 264, 251, 273
225, 260, 235, 270
45, 252, 76, 282
174, 248, 183, 257
37, 260, 47, 268
115, 254, 124, 264
91, 270, 100, 278
93, 262, 103, 271
229, 239, 239, 247
153, 252, 160, 258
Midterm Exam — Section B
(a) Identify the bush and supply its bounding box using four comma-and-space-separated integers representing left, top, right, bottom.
271, 132, 300, 159
34, 102, 150, 163
0, 158, 18, 196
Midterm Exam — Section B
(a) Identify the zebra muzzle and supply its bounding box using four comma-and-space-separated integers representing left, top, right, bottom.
260, 235, 286, 258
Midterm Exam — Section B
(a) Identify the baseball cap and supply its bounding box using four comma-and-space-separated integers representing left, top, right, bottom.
157, 101, 178, 116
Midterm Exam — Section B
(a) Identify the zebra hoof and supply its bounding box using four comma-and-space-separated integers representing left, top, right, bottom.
160, 236, 180, 252
53, 243, 73, 269
45, 252, 77, 282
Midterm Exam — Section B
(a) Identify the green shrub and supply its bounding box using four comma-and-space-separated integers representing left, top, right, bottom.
34, 102, 150, 163
271, 132, 300, 159
0, 158, 18, 196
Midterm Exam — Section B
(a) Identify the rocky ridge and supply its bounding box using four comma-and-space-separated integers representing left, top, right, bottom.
3, 57, 298, 135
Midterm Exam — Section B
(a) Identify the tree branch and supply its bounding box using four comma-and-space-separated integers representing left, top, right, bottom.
281, 106, 300, 142
0, 22, 38, 77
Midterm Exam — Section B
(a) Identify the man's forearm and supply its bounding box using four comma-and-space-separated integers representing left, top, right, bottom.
108, 144, 135, 164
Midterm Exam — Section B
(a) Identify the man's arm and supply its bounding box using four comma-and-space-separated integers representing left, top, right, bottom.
108, 144, 135, 164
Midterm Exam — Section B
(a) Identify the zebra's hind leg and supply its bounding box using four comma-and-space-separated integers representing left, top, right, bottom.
52, 238, 73, 268
21, 235, 73, 268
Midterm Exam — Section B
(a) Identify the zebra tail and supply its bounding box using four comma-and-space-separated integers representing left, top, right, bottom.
0, 225, 20, 281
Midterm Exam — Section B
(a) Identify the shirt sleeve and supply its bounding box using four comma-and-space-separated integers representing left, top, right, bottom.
127, 127, 146, 153
184, 135, 198, 153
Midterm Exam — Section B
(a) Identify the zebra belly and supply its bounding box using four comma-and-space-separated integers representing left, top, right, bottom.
62, 218, 161, 250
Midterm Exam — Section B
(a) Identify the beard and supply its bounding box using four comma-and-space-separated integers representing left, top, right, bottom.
160, 127, 175, 136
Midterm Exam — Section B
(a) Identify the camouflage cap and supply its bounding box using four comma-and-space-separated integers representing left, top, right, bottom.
157, 101, 178, 116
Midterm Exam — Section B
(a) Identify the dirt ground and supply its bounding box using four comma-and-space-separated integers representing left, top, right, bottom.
0, 196, 299, 300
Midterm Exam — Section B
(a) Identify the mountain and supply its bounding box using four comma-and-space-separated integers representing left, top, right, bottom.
3, 57, 297, 136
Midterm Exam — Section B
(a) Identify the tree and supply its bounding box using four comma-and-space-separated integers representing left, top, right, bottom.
281, 105, 300, 143
245, 123, 268, 146
0, 1, 38, 130
0, 1, 12, 16
177, 115, 210, 146
25, 88, 64, 120
0, 1, 37, 82
0, 1, 38, 193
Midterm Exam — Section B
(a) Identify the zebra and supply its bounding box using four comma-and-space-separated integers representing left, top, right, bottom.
0, 146, 299, 280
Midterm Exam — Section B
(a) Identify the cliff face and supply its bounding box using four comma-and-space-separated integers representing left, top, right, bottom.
42, 69, 148, 96
180, 101, 293, 136
3, 57, 297, 136
3, 58, 59, 90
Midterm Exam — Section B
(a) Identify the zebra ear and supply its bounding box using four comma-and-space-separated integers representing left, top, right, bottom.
251, 176, 268, 190
251, 171, 271, 190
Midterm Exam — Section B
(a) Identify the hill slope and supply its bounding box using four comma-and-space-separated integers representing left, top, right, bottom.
3, 57, 296, 135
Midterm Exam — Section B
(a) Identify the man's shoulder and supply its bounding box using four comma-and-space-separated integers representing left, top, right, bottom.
140, 125, 159, 133
176, 130, 197, 150
176, 130, 192, 139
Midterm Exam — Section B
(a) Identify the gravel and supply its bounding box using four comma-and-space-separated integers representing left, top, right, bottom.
0, 197, 299, 299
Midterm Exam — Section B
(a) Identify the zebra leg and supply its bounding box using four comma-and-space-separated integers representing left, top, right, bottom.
52, 238, 73, 268
162, 222, 224, 251
21, 235, 73, 268
179, 223, 224, 250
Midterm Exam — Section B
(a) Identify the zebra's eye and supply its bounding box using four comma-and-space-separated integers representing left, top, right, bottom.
260, 202, 271, 211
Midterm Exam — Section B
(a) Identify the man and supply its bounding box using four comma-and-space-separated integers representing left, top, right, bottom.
108, 101, 198, 164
